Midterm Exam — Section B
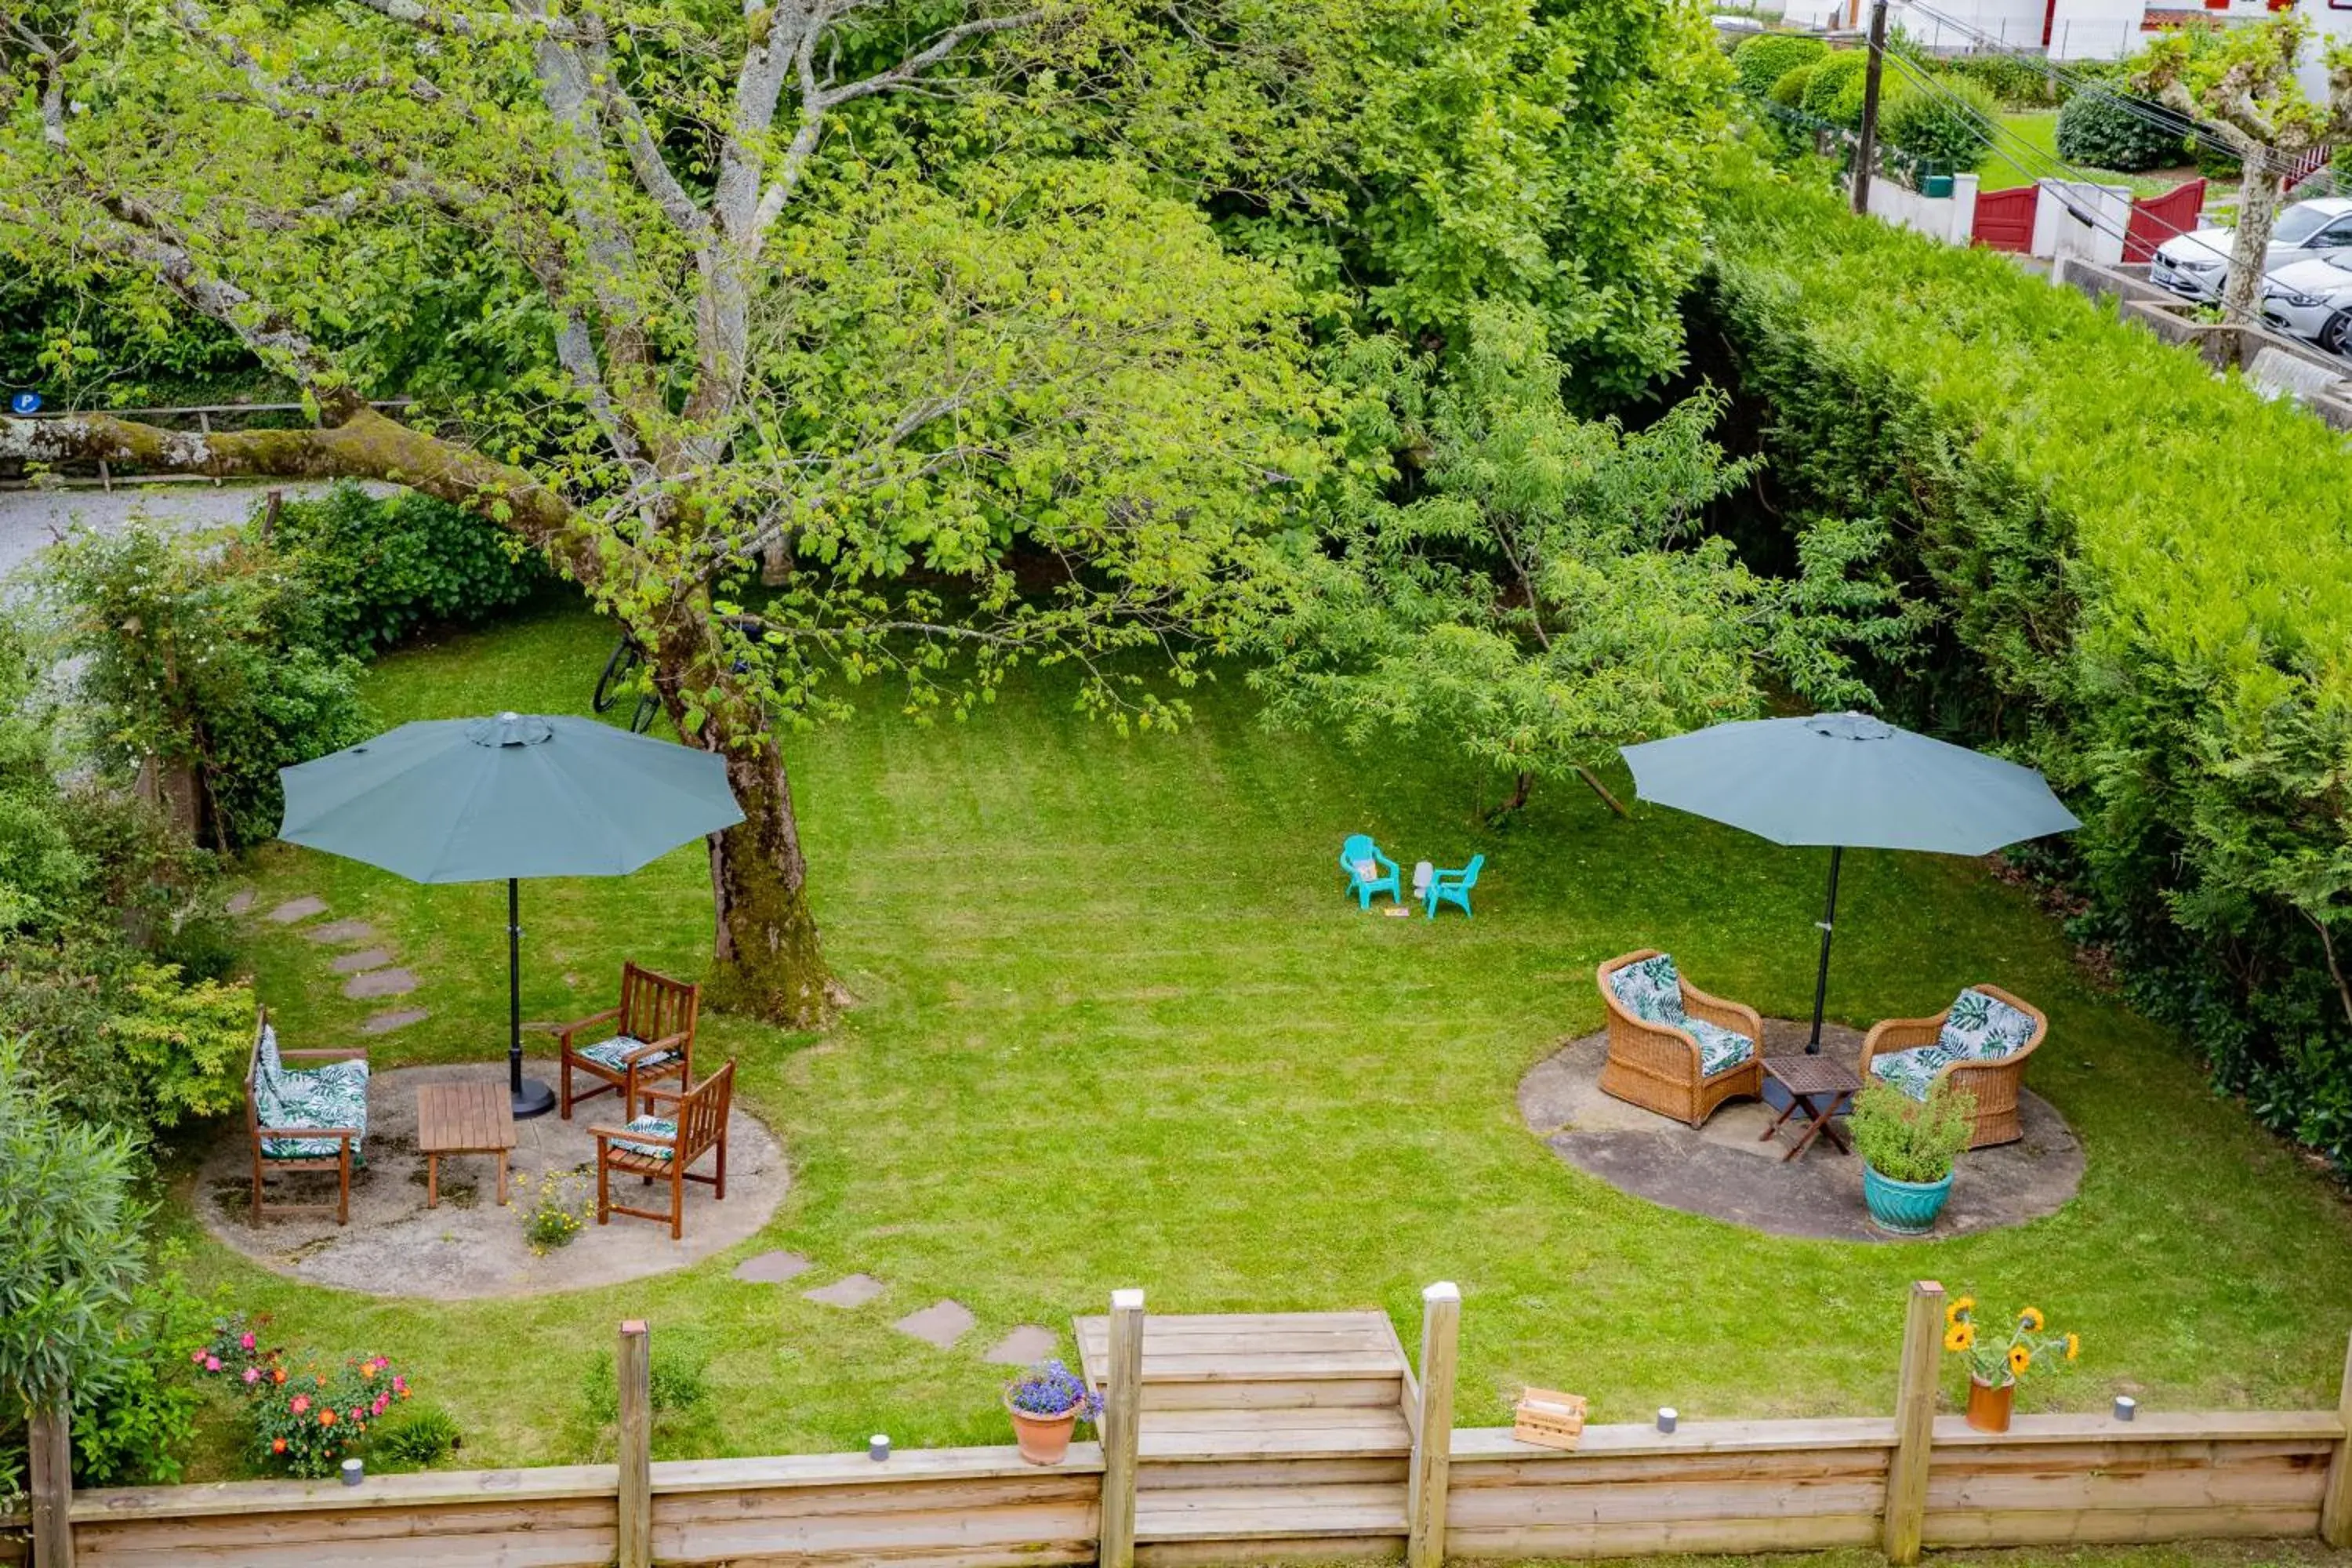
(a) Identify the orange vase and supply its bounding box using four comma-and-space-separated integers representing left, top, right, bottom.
1965, 1375, 2014, 1434
1007, 1399, 1080, 1465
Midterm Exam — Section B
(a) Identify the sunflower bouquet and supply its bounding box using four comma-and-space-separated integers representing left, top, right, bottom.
1943, 1297, 2078, 1388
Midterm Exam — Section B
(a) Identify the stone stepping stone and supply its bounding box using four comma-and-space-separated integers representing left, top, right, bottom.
224, 888, 256, 916
329, 947, 396, 975
343, 967, 419, 1000
304, 919, 378, 946
892, 1301, 976, 1350
264, 895, 328, 924
802, 1273, 884, 1309
359, 1008, 430, 1035
983, 1326, 1059, 1366
733, 1250, 814, 1284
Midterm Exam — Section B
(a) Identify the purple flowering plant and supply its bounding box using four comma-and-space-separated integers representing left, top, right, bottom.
1005, 1359, 1102, 1421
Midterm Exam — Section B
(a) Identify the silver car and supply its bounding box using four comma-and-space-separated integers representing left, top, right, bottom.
2260, 250, 2352, 354
2151, 197, 2352, 301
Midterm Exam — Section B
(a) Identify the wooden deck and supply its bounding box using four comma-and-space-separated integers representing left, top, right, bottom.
1074, 1309, 1415, 1555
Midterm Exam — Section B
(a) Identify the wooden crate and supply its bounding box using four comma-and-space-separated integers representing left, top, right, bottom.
1511, 1389, 1588, 1451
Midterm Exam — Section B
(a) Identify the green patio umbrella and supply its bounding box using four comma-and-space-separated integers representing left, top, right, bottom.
278, 712, 744, 1116
1618, 712, 2079, 1055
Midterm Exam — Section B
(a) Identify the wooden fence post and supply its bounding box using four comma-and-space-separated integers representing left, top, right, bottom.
617, 1320, 652, 1568
1405, 1282, 1461, 1568
1099, 1289, 1145, 1568
2322, 1327, 2352, 1548
1882, 1280, 1945, 1566
29, 1396, 74, 1568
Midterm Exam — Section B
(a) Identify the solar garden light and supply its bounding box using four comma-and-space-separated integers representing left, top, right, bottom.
1656, 1407, 1679, 1435
341, 1458, 365, 1486
869, 1434, 891, 1462
2112, 1396, 2136, 1422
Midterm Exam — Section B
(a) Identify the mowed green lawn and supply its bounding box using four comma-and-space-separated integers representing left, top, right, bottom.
173, 600, 2352, 1475
1974, 111, 2194, 199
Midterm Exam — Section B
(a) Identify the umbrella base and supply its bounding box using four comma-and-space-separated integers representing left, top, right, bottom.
512, 1077, 557, 1120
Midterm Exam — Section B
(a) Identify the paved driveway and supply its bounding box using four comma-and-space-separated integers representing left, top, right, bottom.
0, 480, 388, 579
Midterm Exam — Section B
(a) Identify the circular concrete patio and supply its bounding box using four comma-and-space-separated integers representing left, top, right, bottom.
1519, 1019, 2084, 1242
195, 1058, 789, 1296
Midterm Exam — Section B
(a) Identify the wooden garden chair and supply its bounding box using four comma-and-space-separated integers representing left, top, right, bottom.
1860, 983, 2047, 1149
1595, 949, 1766, 1128
557, 961, 699, 1120
591, 1059, 735, 1241
244, 1007, 370, 1226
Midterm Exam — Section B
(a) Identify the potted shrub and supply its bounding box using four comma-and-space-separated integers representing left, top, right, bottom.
1849, 1080, 1976, 1235
1943, 1298, 2079, 1432
1004, 1359, 1101, 1465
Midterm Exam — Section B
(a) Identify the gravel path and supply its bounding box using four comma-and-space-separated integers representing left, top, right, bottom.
0, 480, 388, 579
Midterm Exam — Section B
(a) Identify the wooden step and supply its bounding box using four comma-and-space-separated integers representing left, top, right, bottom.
1137, 1405, 1413, 1465
1132, 1482, 1411, 1543
1073, 1311, 1409, 1392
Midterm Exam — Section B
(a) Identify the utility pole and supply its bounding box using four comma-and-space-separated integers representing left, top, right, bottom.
1851, 0, 1889, 216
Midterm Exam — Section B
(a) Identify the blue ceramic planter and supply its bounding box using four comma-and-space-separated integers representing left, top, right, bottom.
1863, 1163, 1954, 1235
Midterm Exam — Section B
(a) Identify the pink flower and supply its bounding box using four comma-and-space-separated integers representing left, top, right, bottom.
372, 1396, 388, 1417
204, 1356, 221, 1372
242, 1367, 260, 1385
291, 1395, 310, 1416
392, 1377, 408, 1395
240, 1332, 256, 1351
189, 1349, 205, 1366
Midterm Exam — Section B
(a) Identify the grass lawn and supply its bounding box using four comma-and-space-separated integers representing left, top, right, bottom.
1973, 111, 2194, 200
174, 599, 2352, 1478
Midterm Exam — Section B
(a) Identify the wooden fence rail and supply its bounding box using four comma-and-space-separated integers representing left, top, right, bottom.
8, 1283, 2350, 1567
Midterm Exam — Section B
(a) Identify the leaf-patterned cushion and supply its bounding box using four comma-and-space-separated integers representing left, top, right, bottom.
1609, 954, 1686, 1027
610, 1116, 677, 1160
1936, 989, 2037, 1062
1683, 1017, 1755, 1076
1871, 1045, 1956, 1100
257, 1058, 370, 1160
578, 1036, 677, 1072
259, 1021, 284, 1080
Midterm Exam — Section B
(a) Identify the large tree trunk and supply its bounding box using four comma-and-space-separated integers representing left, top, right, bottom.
2225, 154, 2285, 327
648, 608, 836, 1026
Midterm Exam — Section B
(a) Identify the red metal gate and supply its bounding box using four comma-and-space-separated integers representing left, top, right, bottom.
2123, 178, 2206, 264
1972, 186, 2038, 253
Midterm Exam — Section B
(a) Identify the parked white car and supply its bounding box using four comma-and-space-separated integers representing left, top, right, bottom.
2151, 197, 2352, 301
2259, 251, 2352, 354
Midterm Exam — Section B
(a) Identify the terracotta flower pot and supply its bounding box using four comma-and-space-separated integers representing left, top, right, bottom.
1006, 1397, 1081, 1465
1966, 1374, 2015, 1433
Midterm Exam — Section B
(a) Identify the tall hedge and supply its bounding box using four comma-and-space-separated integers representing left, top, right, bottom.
2054, 89, 2186, 172
1695, 162, 2352, 1170
1731, 33, 1828, 97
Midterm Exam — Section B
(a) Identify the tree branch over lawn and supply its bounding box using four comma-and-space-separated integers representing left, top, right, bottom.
0, 0, 1311, 1026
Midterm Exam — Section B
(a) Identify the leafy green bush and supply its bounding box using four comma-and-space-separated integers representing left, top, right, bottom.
70, 1261, 214, 1487
2054, 89, 2185, 172
0, 941, 252, 1135
1849, 1081, 1976, 1182
42, 521, 368, 850
1699, 157, 2352, 1171
1769, 64, 1820, 110
267, 483, 550, 656
1879, 76, 2000, 169
1801, 51, 1871, 129
1943, 53, 2062, 109
1732, 33, 1828, 97
372, 1402, 461, 1469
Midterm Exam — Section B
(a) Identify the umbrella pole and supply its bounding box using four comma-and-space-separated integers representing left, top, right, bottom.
1806, 846, 1842, 1054
508, 878, 556, 1120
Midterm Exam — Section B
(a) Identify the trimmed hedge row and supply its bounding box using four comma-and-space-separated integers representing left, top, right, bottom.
1695, 162, 2352, 1169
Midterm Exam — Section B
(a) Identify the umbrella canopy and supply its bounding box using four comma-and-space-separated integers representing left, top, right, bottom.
281, 713, 743, 883
1618, 712, 2078, 1053
279, 713, 743, 1115
1617, 712, 2079, 857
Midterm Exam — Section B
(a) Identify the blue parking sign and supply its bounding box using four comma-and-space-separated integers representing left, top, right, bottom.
7, 392, 40, 415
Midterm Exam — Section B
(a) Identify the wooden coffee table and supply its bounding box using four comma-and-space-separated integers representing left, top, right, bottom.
416, 1080, 515, 1207
1759, 1055, 1860, 1163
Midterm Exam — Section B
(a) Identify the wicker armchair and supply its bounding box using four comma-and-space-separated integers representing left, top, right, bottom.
1859, 983, 2047, 1149
1595, 949, 1766, 1128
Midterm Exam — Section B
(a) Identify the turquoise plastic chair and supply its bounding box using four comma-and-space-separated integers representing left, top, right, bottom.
1339, 834, 1402, 909
1424, 855, 1484, 920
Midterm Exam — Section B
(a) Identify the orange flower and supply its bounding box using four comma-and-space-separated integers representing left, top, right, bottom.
271, 1439, 287, 1454
316, 1374, 328, 1388
272, 1368, 287, 1385
320, 1409, 336, 1427
2065, 1334, 2081, 1362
